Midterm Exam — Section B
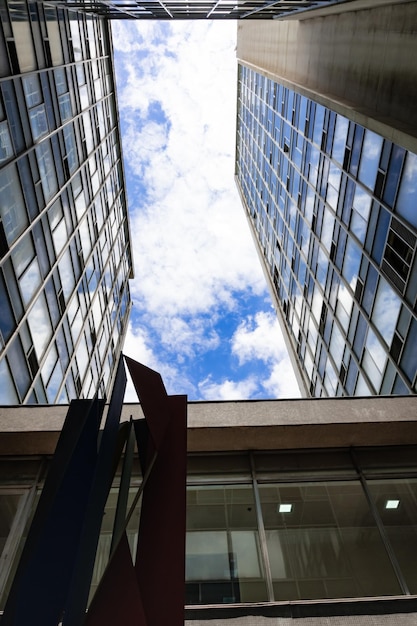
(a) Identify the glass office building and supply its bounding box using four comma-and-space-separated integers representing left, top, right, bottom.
2, 396, 417, 616
33, 0, 351, 20
235, 64, 417, 398
0, 3, 133, 404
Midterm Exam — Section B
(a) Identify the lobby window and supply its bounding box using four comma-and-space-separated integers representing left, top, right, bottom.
259, 480, 399, 600
186, 484, 267, 604
185, 449, 417, 605
367, 478, 417, 594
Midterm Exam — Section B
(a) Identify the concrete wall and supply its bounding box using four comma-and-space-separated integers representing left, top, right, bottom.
186, 614, 417, 626
237, 1, 417, 152
1, 396, 417, 454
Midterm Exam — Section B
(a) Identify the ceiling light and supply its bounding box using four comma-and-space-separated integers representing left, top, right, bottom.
278, 503, 292, 513
385, 499, 400, 510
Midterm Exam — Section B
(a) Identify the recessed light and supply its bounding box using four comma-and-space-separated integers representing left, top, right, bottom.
278, 503, 292, 513
385, 499, 400, 510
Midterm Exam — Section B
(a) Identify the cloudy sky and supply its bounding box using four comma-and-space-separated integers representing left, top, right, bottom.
111, 20, 300, 401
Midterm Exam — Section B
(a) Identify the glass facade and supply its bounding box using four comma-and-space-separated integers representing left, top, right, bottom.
0, 3, 132, 403
236, 64, 417, 397
185, 448, 417, 604
3, 445, 417, 607
35, 0, 348, 20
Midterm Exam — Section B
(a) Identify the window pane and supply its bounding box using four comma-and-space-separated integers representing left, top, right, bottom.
186, 485, 267, 604
0, 121, 13, 163
332, 115, 348, 165
28, 105, 48, 141
371, 277, 401, 346
27, 293, 53, 361
259, 481, 401, 600
0, 164, 28, 245
367, 478, 417, 594
358, 130, 383, 191
35, 141, 57, 201
0, 359, 18, 403
395, 152, 417, 228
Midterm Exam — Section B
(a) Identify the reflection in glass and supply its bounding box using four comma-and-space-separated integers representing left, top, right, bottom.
0, 164, 28, 245
89, 487, 142, 604
368, 478, 417, 594
186, 485, 267, 604
259, 482, 400, 600
396, 152, 417, 228
358, 130, 383, 191
371, 277, 401, 347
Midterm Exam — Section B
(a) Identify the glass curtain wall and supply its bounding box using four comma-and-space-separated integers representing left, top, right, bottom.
186, 448, 417, 604
0, 3, 132, 404
236, 64, 417, 397
2, 449, 417, 608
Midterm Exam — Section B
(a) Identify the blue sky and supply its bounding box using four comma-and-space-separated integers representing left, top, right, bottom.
111, 21, 300, 401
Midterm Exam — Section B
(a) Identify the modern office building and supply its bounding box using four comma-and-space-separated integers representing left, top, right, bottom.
0, 3, 133, 404
33, 0, 356, 21
235, 2, 417, 398
2, 390, 417, 624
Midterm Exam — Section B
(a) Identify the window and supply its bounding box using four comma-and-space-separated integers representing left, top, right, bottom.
22, 75, 48, 142
371, 277, 401, 347
395, 151, 417, 228
35, 141, 57, 201
358, 130, 383, 191
186, 484, 267, 604
362, 341, 384, 393
332, 114, 349, 165
11, 235, 41, 307
183, 449, 417, 605
259, 480, 399, 600
27, 293, 53, 362
382, 218, 416, 293
0, 99, 13, 163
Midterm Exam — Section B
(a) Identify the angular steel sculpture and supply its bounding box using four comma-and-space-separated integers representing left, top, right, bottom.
2, 356, 187, 626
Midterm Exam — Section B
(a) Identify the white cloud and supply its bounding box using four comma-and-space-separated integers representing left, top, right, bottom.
112, 22, 298, 400
199, 375, 258, 401
232, 311, 289, 365
114, 21, 266, 319
263, 361, 303, 399
122, 320, 197, 399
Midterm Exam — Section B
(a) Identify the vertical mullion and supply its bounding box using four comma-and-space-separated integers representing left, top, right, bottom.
351, 448, 410, 596
250, 452, 274, 602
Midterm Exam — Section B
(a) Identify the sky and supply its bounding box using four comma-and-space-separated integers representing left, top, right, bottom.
111, 20, 300, 401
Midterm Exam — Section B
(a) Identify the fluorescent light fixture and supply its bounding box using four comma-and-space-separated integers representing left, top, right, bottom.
278, 503, 292, 513
385, 499, 400, 510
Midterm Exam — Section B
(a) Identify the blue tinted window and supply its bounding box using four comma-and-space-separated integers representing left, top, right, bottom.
353, 313, 367, 359
362, 265, 378, 315
383, 145, 405, 207
395, 152, 417, 228
343, 238, 361, 290
0, 272, 16, 342
349, 126, 364, 177
358, 130, 383, 191
400, 318, 417, 383
372, 207, 390, 265
346, 358, 359, 394
7, 336, 31, 399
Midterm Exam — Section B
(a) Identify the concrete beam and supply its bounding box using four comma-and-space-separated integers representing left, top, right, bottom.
1, 396, 417, 455
237, 2, 417, 152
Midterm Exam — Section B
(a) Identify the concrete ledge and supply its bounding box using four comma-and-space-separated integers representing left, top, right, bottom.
185, 595, 417, 622
0, 396, 417, 455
